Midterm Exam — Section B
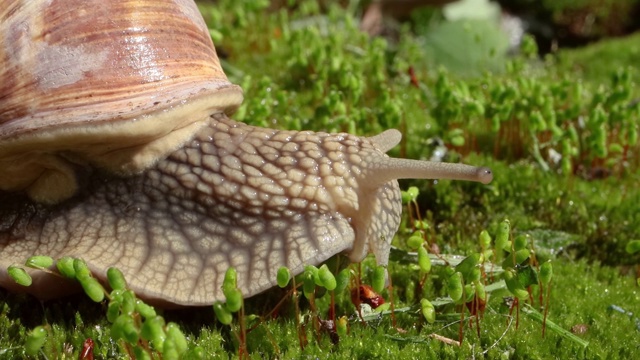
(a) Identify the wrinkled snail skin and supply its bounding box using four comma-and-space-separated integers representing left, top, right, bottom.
0, 113, 491, 306
0, 114, 395, 305
0, 0, 493, 306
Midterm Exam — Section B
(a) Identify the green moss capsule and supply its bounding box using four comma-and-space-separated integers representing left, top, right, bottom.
335, 268, 350, 293
107, 267, 127, 291
73, 258, 91, 279
514, 234, 529, 251
504, 269, 528, 300
141, 315, 166, 349
401, 191, 412, 204
110, 289, 124, 303
371, 266, 386, 294
78, 275, 105, 303
133, 347, 152, 360
277, 267, 291, 288
491, 115, 501, 132
213, 302, 233, 325
455, 253, 480, 281
418, 246, 431, 273
540, 261, 553, 285
163, 338, 179, 360
111, 314, 139, 345
561, 157, 572, 176
318, 264, 337, 291
482, 249, 494, 262
8, 265, 32, 286
475, 280, 487, 301
25, 256, 54, 269
495, 219, 511, 251
304, 265, 321, 286
166, 322, 188, 355
106, 300, 121, 323
478, 230, 491, 249
447, 272, 464, 302
406, 186, 419, 201
303, 269, 316, 299
225, 288, 243, 313
465, 284, 477, 302
514, 249, 531, 264
222, 267, 237, 297
336, 316, 348, 337
25, 326, 47, 356
625, 240, 640, 254
407, 235, 424, 250
469, 267, 482, 283
420, 299, 436, 324
56, 257, 76, 279
120, 290, 136, 315
135, 300, 157, 320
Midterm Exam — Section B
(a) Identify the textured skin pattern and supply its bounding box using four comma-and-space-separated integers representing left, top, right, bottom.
0, 114, 402, 306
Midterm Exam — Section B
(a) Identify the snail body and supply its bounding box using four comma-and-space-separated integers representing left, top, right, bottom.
0, 0, 492, 306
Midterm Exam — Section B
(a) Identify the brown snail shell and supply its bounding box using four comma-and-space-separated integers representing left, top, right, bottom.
0, 0, 492, 306
1, 0, 242, 204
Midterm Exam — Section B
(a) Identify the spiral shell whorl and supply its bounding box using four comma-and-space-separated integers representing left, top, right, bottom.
0, 0, 243, 203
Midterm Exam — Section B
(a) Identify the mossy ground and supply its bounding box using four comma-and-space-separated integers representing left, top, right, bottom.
2, 259, 638, 359
2, 1, 640, 359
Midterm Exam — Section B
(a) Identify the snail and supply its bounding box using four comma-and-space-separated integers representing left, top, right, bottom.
0, 0, 492, 306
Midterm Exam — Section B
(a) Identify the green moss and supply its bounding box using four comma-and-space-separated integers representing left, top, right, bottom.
557, 32, 640, 84
2, 259, 637, 358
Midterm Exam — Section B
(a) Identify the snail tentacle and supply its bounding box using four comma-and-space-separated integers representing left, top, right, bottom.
362, 156, 494, 187
367, 129, 402, 153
